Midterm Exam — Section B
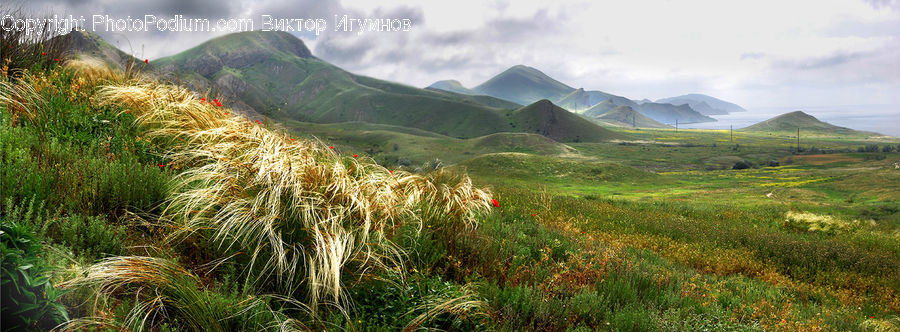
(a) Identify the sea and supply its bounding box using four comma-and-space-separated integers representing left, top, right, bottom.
680, 105, 900, 137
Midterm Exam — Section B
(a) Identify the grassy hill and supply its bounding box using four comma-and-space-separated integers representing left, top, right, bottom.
423, 87, 522, 109
742, 110, 872, 135
427, 79, 477, 95
472, 65, 574, 105
146, 31, 521, 138
455, 152, 655, 186
591, 105, 670, 128
507, 100, 626, 142
554, 88, 638, 111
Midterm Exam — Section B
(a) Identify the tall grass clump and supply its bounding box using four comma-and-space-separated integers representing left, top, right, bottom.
93, 69, 493, 314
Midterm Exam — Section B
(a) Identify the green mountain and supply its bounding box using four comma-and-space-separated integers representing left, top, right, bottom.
582, 100, 619, 117
657, 93, 747, 114
433, 65, 714, 124
631, 102, 715, 124
591, 105, 670, 128
742, 111, 868, 135
472, 65, 574, 105
427, 80, 477, 95
555, 88, 638, 111
507, 100, 626, 142
150, 31, 525, 138
423, 87, 522, 109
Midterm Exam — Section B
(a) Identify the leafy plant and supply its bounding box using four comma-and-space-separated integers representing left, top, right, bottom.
0, 220, 69, 331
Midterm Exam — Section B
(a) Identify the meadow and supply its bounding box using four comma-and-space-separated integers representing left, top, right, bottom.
2, 51, 899, 331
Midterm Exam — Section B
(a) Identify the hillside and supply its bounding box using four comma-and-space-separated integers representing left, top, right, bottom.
427, 80, 477, 95
634, 101, 715, 124
64, 30, 137, 70
472, 65, 574, 105
146, 31, 519, 138
657, 93, 747, 114
423, 87, 522, 109
591, 105, 670, 128
742, 111, 871, 135
507, 100, 626, 142
554, 88, 638, 111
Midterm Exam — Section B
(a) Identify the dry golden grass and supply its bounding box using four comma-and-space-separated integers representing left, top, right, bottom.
89, 65, 493, 314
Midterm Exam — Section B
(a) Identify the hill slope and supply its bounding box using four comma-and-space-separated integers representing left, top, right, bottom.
507, 100, 626, 142
742, 111, 869, 135
592, 106, 670, 128
555, 88, 638, 111
427, 80, 477, 95
150, 31, 521, 138
472, 65, 574, 105
658, 93, 747, 114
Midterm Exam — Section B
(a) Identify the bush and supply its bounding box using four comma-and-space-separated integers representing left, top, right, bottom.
0, 220, 69, 331
57, 215, 124, 259
732, 160, 752, 170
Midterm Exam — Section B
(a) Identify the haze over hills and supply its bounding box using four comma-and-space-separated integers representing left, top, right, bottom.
657, 94, 748, 115
742, 111, 875, 136
430, 66, 720, 124
471, 65, 575, 105
590, 106, 670, 129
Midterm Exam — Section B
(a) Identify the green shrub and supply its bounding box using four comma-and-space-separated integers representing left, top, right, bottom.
0, 220, 68, 331
57, 215, 123, 259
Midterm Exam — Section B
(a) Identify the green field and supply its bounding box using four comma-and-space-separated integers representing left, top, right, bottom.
2, 50, 900, 331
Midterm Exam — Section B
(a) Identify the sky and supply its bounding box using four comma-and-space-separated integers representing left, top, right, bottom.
13, 0, 900, 110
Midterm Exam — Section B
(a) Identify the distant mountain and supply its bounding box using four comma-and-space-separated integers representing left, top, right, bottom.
634, 102, 715, 124
583, 100, 619, 118
507, 100, 626, 142
427, 80, 477, 95
432, 66, 715, 124
471, 65, 574, 105
742, 111, 870, 135
555, 88, 638, 111
657, 94, 747, 115
591, 106, 670, 128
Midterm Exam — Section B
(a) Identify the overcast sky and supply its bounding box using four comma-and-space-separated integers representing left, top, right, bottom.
16, 0, 900, 109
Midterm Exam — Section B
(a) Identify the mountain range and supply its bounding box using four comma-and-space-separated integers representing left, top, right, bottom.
428, 65, 733, 124
69, 30, 622, 142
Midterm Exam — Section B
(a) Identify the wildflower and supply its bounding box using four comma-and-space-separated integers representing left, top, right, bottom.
389, 170, 393, 175
158, 164, 165, 168
201, 97, 206, 102
216, 102, 222, 107
255, 120, 260, 124
491, 199, 499, 207
42, 52, 47, 55
353, 154, 358, 158
329, 146, 334, 150
144, 59, 149, 64
532, 213, 536, 217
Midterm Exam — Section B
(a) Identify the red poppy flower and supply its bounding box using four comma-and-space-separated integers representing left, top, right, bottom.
42, 52, 46, 55
255, 120, 260, 124
55, 58, 59, 61
224, 112, 228, 115
353, 154, 358, 158
216, 102, 222, 107
389, 170, 393, 175
201, 97, 206, 102
329, 146, 334, 150
532, 213, 536, 217
491, 199, 499, 207
214, 98, 218, 103
290, 138, 294, 141
144, 59, 149, 64
158, 164, 164, 168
